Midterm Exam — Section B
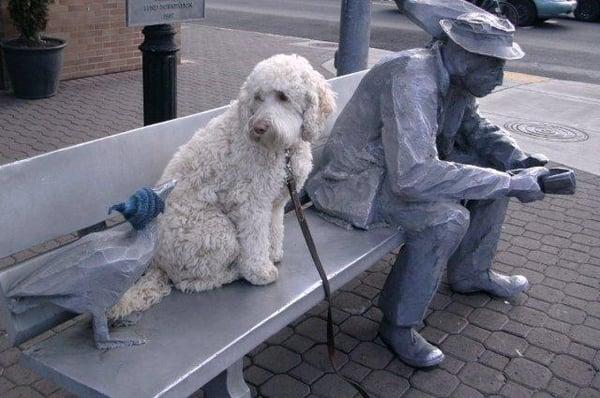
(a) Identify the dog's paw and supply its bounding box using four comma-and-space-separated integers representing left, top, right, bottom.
243, 263, 279, 285
270, 248, 284, 264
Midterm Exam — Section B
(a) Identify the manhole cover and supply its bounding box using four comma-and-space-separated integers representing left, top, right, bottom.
503, 121, 589, 142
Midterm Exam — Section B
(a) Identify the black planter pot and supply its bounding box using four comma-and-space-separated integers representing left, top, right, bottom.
1, 37, 67, 99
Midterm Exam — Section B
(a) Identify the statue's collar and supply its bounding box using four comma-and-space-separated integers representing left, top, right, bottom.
432, 41, 451, 96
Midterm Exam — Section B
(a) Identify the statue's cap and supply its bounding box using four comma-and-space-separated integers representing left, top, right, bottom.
403, 0, 486, 38
403, 0, 524, 60
440, 12, 524, 60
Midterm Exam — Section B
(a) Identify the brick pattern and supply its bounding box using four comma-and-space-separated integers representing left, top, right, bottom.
0, 0, 142, 83
0, 25, 334, 165
235, 177, 600, 397
0, 24, 599, 398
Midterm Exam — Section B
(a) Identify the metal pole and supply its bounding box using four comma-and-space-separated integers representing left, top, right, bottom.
335, 0, 371, 76
139, 24, 180, 126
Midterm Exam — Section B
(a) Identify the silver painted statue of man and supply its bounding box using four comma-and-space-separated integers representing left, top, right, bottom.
306, 3, 550, 367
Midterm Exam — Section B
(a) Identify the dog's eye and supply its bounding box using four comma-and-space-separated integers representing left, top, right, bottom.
277, 91, 289, 102
254, 93, 264, 102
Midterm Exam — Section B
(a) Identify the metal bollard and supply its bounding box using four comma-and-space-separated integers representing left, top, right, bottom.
139, 24, 180, 126
335, 0, 371, 76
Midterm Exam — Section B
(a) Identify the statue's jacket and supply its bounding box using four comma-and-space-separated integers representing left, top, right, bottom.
306, 44, 527, 229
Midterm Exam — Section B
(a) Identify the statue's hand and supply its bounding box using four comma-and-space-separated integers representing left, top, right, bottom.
508, 167, 550, 203
510, 153, 549, 169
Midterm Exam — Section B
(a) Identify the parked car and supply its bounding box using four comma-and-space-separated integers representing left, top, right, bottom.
508, 0, 577, 26
394, 0, 577, 27
574, 0, 600, 22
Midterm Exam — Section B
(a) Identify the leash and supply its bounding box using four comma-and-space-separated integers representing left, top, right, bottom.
285, 151, 370, 398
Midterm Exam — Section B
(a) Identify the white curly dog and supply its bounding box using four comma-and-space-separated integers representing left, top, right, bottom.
108, 54, 336, 321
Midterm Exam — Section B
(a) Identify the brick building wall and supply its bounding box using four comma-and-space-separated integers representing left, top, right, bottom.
0, 0, 143, 87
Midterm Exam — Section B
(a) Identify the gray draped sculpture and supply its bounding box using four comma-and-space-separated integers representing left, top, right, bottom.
306, 1, 574, 368
8, 180, 177, 350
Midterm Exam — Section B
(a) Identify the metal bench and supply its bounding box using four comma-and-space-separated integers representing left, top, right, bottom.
0, 71, 405, 398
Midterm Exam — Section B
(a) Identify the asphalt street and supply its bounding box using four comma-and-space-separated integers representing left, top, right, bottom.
194, 0, 600, 84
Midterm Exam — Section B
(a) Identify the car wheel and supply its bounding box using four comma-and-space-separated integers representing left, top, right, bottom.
575, 0, 600, 22
498, 1, 520, 27
508, 0, 537, 26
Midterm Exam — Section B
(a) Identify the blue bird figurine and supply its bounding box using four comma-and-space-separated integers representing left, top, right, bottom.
7, 180, 177, 350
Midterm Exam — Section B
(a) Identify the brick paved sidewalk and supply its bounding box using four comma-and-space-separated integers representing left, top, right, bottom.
237, 168, 600, 398
1, 25, 599, 398
0, 24, 335, 165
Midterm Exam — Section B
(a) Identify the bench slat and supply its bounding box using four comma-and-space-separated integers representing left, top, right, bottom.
22, 208, 404, 398
0, 107, 226, 260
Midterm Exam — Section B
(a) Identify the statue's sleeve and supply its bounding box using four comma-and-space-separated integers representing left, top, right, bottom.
459, 99, 527, 171
381, 74, 512, 202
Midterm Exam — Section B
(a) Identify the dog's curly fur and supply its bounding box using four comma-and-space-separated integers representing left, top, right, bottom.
108, 54, 336, 320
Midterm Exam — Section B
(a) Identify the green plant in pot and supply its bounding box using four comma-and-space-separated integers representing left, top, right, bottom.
0, 0, 66, 99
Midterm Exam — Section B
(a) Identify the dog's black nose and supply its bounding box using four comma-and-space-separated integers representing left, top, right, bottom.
253, 120, 270, 135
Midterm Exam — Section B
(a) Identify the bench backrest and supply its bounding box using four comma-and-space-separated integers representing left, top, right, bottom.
0, 70, 367, 346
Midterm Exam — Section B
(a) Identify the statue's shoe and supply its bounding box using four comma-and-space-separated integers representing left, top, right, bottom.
451, 270, 529, 298
379, 320, 445, 368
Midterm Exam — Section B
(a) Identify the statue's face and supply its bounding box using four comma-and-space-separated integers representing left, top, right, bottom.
461, 54, 506, 97
444, 41, 506, 98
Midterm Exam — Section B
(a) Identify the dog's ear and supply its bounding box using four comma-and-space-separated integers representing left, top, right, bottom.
237, 82, 253, 125
302, 73, 337, 143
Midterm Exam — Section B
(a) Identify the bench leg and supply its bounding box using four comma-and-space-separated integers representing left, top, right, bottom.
203, 359, 251, 398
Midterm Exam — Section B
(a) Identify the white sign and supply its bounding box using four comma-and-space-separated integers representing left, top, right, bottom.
127, 0, 205, 27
